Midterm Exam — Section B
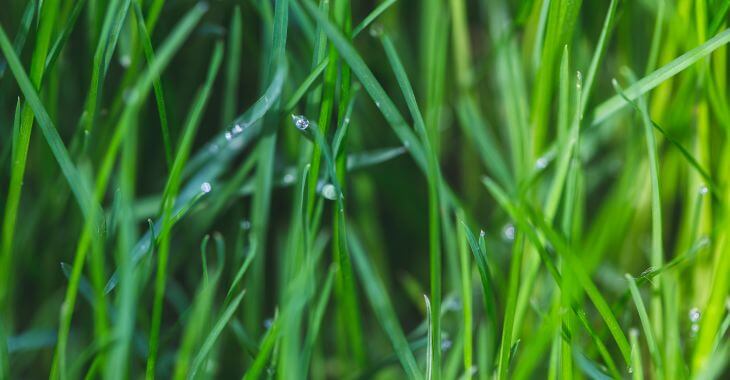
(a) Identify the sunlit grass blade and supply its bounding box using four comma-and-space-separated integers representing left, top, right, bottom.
591, 28, 730, 126
483, 178, 632, 369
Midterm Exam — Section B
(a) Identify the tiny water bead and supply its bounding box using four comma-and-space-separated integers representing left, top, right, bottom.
240, 220, 252, 230
441, 338, 452, 351
321, 184, 338, 200
480, 230, 486, 238
502, 223, 516, 241
689, 307, 701, 323
224, 131, 233, 141
699, 184, 709, 195
200, 182, 212, 193
535, 156, 549, 170
282, 173, 295, 184
292, 114, 310, 131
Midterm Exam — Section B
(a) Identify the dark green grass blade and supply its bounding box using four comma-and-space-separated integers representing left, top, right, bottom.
222, 6, 243, 124
146, 41, 223, 379
0, 0, 36, 79
44, 0, 86, 74
132, 0, 173, 169
188, 290, 246, 378
349, 231, 423, 379
460, 221, 497, 330
351, 0, 398, 37
0, 17, 100, 229
379, 31, 443, 375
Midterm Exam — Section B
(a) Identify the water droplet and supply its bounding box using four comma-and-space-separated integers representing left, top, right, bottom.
535, 156, 549, 170
502, 223, 515, 241
240, 220, 251, 230
283, 173, 295, 184
375, 101, 381, 109
698, 236, 711, 248
232, 124, 243, 134
441, 339, 452, 351
321, 183, 338, 200
689, 307, 701, 323
628, 366, 633, 374
209, 144, 220, 153
691, 323, 700, 333
369, 23, 384, 37
224, 131, 233, 141
119, 55, 131, 68
291, 114, 309, 131
699, 185, 709, 195
200, 182, 212, 193
480, 230, 486, 238
343, 117, 351, 125
576, 71, 583, 90
263, 318, 273, 329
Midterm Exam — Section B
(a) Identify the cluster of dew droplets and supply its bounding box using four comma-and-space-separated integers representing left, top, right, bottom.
689, 307, 701, 336
224, 122, 245, 147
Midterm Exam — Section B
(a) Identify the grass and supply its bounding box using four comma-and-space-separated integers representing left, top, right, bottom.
1, 0, 730, 379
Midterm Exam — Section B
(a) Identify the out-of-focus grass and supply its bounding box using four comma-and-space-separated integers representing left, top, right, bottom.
0, 0, 729, 379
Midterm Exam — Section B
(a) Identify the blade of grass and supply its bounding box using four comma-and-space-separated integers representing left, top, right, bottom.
625, 274, 662, 376
188, 290, 246, 378
222, 6, 243, 125
0, 0, 62, 307
132, 0, 173, 169
146, 41, 223, 379
591, 28, 730, 126
349, 231, 423, 379
380, 31, 443, 377
456, 212, 473, 380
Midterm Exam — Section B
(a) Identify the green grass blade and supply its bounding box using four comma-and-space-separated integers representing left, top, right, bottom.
349, 231, 423, 379
132, 0, 173, 169
188, 290, 246, 378
380, 32, 443, 375
591, 28, 730, 126
222, 6, 243, 124
625, 275, 663, 376
146, 41, 223, 379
